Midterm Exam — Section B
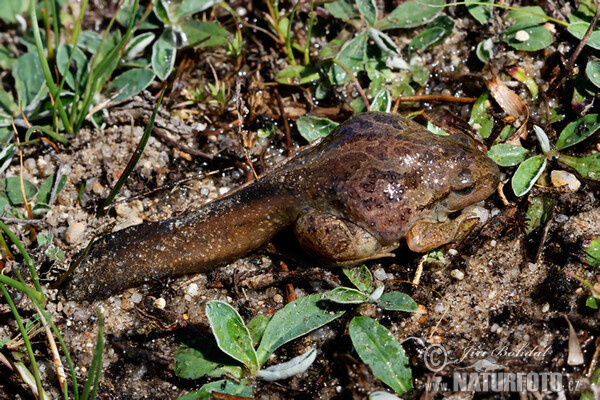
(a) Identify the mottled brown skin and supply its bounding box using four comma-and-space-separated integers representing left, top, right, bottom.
65, 112, 499, 300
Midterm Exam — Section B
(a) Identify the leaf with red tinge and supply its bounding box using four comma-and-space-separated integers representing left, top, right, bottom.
486, 69, 529, 144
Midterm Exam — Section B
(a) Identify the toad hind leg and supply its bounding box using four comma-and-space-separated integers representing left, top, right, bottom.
293, 208, 397, 267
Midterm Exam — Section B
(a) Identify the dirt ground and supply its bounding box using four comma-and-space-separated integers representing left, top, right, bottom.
1, 0, 600, 399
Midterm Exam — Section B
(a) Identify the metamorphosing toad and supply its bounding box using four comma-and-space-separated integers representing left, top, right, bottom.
65, 112, 499, 300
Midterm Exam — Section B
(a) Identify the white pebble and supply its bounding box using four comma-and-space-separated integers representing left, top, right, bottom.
187, 283, 199, 297
65, 222, 86, 244
433, 302, 445, 313
515, 30, 530, 42
154, 297, 166, 309
131, 292, 143, 304
551, 170, 580, 191
450, 269, 465, 280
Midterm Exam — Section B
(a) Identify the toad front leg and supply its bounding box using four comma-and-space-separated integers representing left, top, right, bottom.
293, 208, 398, 267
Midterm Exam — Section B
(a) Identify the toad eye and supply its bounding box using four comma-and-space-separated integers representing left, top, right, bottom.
454, 184, 476, 196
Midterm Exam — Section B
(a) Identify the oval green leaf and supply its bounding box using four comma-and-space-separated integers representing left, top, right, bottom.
559, 153, 600, 181
343, 265, 374, 294
296, 116, 339, 142
106, 69, 155, 102
511, 155, 547, 196
586, 59, 600, 88
356, 0, 377, 26
371, 90, 391, 112
375, 0, 444, 30
567, 21, 600, 50
256, 294, 345, 365
555, 114, 600, 150
152, 30, 176, 81
205, 301, 259, 374
376, 292, 418, 312
349, 316, 412, 395
173, 339, 243, 379
487, 144, 530, 167
324, 287, 370, 304
56, 44, 89, 92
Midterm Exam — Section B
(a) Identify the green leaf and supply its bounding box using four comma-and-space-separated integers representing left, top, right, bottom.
180, 20, 228, 48
324, 0, 356, 20
330, 32, 368, 84
349, 316, 412, 395
511, 155, 547, 196
580, 236, 600, 267
247, 314, 271, 344
559, 153, 600, 180
468, 93, 493, 139
77, 31, 103, 54
586, 296, 599, 309
503, 7, 553, 52
0, 0, 27, 23
409, 15, 454, 51
173, 340, 244, 379
0, 144, 15, 175
524, 195, 552, 234
375, 0, 444, 30
116, 0, 159, 29
12, 52, 46, 109
555, 114, 600, 150
296, 116, 339, 142
476, 38, 494, 62
174, 0, 218, 20
356, 0, 377, 26
371, 90, 391, 112
256, 294, 345, 365
567, 21, 600, 50
124, 32, 156, 60
105, 69, 155, 102
275, 65, 320, 85
205, 301, 259, 374
199, 379, 252, 397
36, 173, 67, 206
466, 0, 493, 24
586, 58, 600, 88
56, 44, 89, 92
1, 177, 38, 205
325, 287, 370, 304
376, 292, 418, 312
257, 348, 318, 381
152, 30, 177, 81
343, 265, 374, 293
0, 45, 17, 70
507, 65, 539, 99
487, 144, 530, 167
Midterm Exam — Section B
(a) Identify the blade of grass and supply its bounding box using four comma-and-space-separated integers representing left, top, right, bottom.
97, 84, 167, 216
304, 0, 314, 65
81, 308, 104, 400
0, 221, 44, 301
0, 284, 45, 399
30, 0, 73, 136
54, 0, 90, 123
75, 0, 142, 131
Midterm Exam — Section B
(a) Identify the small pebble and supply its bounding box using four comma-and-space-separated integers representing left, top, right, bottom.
551, 170, 580, 192
273, 294, 283, 303
154, 297, 166, 309
433, 302, 445, 313
515, 30, 530, 42
542, 303, 550, 313
65, 222, 86, 244
187, 283, 199, 297
131, 292, 143, 304
450, 269, 465, 280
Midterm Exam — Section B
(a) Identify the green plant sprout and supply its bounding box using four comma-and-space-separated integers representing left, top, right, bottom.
175, 264, 416, 398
